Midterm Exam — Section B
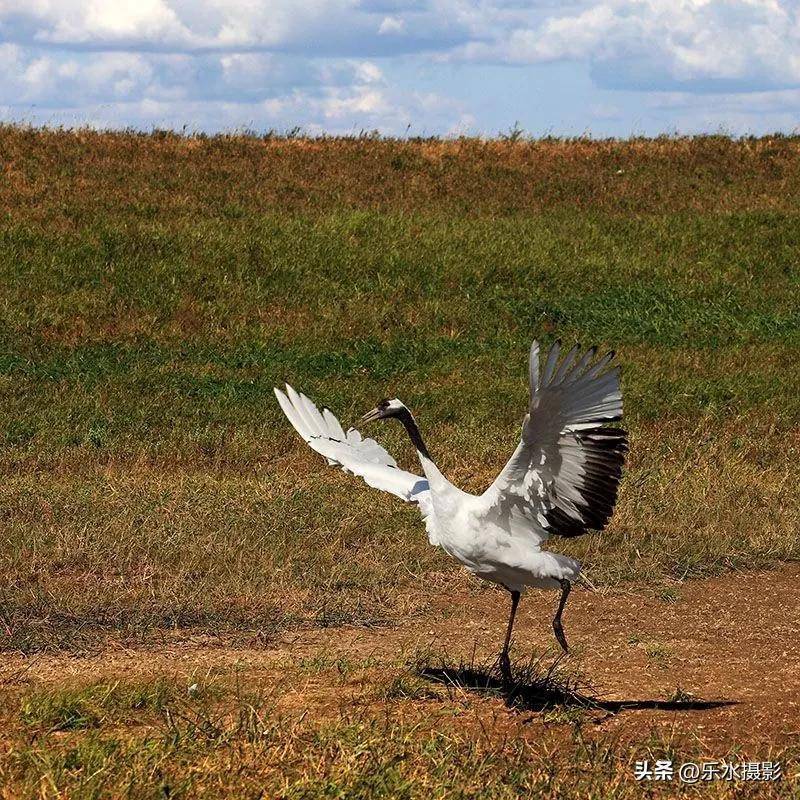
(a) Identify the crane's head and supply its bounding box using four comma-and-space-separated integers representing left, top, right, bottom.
360, 398, 406, 424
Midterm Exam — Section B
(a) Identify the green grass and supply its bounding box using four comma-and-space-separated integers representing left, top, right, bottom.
19, 679, 180, 731
0, 130, 799, 652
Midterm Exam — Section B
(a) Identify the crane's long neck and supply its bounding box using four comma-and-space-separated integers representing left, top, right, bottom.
395, 407, 449, 491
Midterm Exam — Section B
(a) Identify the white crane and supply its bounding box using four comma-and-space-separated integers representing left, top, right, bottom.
274, 339, 627, 682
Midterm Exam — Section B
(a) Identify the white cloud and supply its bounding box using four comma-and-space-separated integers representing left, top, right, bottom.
378, 15, 405, 35
353, 61, 384, 83
3, 1, 799, 90
324, 88, 387, 117
0, 45, 160, 105
0, 46, 389, 109
476, 0, 800, 91
1, 1, 800, 135
0, 0, 473, 55
0, 40, 465, 134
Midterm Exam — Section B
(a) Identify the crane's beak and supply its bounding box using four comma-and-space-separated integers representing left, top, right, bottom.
360, 407, 383, 425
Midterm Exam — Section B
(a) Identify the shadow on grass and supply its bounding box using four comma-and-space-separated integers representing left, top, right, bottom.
416, 654, 737, 717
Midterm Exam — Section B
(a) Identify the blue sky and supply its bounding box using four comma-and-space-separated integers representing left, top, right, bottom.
1, 1, 799, 137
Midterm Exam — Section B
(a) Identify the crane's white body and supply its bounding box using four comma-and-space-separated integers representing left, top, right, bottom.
274, 340, 625, 595
407, 453, 579, 592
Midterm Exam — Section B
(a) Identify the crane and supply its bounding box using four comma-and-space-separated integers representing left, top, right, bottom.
274, 339, 627, 682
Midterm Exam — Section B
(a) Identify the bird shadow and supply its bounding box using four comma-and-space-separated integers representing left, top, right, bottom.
415, 654, 737, 718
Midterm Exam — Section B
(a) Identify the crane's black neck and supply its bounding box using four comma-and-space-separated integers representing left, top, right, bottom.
395, 407, 432, 461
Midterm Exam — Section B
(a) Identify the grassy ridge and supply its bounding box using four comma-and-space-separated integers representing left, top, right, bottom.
0, 129, 799, 651
4, 127, 800, 223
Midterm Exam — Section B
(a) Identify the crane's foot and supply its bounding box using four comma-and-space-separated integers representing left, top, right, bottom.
499, 650, 513, 684
552, 579, 572, 654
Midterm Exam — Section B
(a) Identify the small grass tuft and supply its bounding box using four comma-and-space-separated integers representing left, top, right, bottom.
20, 678, 179, 731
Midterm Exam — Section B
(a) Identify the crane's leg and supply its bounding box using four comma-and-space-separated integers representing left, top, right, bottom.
499, 590, 520, 683
552, 579, 572, 653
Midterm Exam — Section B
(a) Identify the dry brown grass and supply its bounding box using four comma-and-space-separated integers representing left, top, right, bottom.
3, 127, 800, 229
0, 410, 796, 654
3, 566, 800, 800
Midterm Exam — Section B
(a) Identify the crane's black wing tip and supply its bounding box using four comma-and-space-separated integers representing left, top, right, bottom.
545, 426, 628, 539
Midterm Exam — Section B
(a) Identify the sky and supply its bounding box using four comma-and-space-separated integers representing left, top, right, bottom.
1, 0, 799, 137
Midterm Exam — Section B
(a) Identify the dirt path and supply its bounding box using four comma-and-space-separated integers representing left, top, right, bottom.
4, 564, 800, 749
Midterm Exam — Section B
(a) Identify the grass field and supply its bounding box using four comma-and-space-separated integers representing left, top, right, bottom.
0, 127, 799, 797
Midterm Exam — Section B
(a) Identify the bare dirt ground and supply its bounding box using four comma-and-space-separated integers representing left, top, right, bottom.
3, 564, 800, 750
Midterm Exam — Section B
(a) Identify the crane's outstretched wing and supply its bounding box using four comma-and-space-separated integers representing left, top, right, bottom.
274, 385, 433, 526
477, 340, 627, 543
